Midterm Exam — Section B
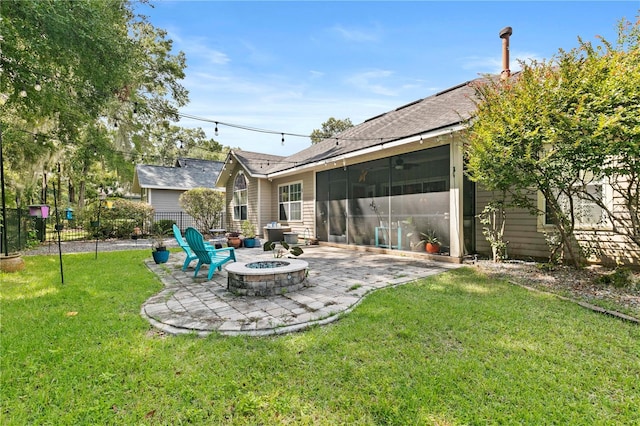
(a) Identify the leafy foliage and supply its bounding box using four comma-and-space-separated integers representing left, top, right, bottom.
241, 220, 256, 239
152, 220, 176, 237
310, 117, 354, 144
79, 198, 154, 239
1, 0, 224, 213
179, 188, 225, 233
465, 17, 640, 266
263, 240, 304, 258
478, 199, 509, 262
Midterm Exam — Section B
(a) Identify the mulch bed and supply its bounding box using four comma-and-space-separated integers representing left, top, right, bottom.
473, 259, 640, 323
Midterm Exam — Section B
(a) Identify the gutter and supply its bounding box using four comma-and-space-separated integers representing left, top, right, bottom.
266, 122, 467, 179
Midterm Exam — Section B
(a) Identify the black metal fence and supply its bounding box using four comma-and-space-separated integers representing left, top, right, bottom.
1, 209, 225, 252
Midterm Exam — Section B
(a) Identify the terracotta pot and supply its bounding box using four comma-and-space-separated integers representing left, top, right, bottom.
228, 237, 242, 249
0, 254, 25, 273
426, 243, 440, 254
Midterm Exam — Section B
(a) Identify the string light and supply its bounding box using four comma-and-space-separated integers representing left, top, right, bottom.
9, 69, 450, 146
281, 133, 285, 145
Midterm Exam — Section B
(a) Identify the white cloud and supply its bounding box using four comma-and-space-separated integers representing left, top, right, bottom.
346, 70, 398, 96
330, 25, 379, 42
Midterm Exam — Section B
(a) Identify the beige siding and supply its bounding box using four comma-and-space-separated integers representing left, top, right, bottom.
225, 164, 277, 238
225, 164, 255, 232
475, 187, 549, 261
476, 186, 640, 265
270, 171, 315, 239
257, 179, 275, 235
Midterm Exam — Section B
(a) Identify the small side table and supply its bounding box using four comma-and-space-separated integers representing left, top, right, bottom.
374, 226, 402, 250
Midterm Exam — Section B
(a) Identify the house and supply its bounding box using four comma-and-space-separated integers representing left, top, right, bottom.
216, 79, 479, 262
132, 158, 224, 228
213, 30, 639, 266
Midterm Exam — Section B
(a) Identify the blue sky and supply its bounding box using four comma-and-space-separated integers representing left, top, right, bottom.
138, 1, 638, 155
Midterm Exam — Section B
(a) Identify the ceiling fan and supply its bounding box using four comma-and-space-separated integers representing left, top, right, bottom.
394, 157, 419, 170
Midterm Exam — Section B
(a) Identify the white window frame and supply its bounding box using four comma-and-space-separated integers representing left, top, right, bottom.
537, 177, 612, 231
278, 181, 303, 222
233, 173, 247, 221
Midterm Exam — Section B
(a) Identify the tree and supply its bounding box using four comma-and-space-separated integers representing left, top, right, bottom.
465, 17, 640, 266
1, 0, 198, 209
564, 19, 640, 250
179, 188, 225, 233
310, 117, 354, 144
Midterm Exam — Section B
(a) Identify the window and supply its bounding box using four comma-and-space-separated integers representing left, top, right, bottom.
279, 182, 302, 221
542, 180, 607, 229
233, 173, 247, 220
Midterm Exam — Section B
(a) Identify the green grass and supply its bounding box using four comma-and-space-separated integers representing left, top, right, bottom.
2, 252, 639, 425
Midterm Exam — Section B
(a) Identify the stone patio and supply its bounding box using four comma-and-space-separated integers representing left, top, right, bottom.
142, 245, 460, 336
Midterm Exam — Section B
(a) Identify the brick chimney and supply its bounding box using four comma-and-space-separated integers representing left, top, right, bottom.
499, 26, 513, 80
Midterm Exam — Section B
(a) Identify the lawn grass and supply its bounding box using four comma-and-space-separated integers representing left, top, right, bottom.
2, 251, 639, 424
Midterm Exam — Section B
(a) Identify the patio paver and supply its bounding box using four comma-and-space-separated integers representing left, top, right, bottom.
141, 245, 460, 336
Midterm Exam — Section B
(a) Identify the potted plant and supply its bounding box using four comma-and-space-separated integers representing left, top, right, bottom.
410, 230, 440, 254
151, 237, 170, 264
131, 226, 142, 241
241, 220, 257, 248
227, 231, 242, 249
421, 231, 441, 254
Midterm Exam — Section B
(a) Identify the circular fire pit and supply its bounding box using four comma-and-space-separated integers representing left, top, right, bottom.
225, 259, 309, 296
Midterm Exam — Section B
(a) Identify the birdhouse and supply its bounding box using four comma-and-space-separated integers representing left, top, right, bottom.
28, 204, 50, 218
65, 207, 74, 220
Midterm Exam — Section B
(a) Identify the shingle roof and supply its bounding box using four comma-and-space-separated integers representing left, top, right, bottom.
232, 150, 286, 175
133, 159, 224, 191
213, 77, 486, 186
272, 78, 484, 172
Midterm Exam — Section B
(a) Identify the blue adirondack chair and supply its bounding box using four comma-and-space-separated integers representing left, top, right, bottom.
173, 224, 207, 271
185, 227, 236, 279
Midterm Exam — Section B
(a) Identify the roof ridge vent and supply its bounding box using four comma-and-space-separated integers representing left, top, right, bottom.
364, 112, 387, 122
435, 81, 471, 97
394, 98, 423, 111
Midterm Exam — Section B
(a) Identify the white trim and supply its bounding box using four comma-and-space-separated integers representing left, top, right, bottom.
232, 172, 248, 221
257, 177, 262, 230
449, 138, 464, 258
536, 179, 614, 232
139, 185, 224, 191
278, 180, 304, 222
268, 124, 466, 179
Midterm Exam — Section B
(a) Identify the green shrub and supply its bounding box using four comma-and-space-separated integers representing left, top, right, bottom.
597, 268, 635, 289
113, 219, 138, 239
79, 199, 154, 239
152, 219, 176, 237
179, 188, 225, 233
